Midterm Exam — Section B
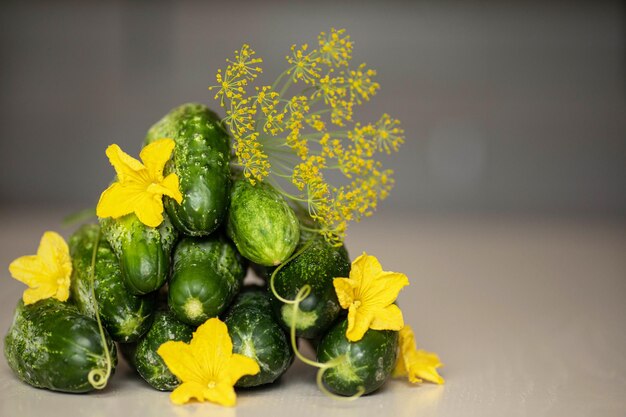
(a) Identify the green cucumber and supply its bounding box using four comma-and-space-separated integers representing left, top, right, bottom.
227, 179, 300, 266
270, 236, 350, 339
4, 299, 117, 393
168, 235, 246, 326
145, 103, 231, 236
69, 224, 156, 343
133, 310, 195, 391
316, 319, 398, 396
100, 212, 177, 295
223, 287, 294, 387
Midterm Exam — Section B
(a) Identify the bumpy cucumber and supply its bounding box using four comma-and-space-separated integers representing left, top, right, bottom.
4, 299, 117, 393
270, 236, 350, 339
168, 235, 246, 326
223, 287, 294, 387
316, 319, 398, 396
227, 179, 300, 266
100, 213, 177, 295
145, 103, 231, 236
133, 310, 195, 391
69, 224, 156, 343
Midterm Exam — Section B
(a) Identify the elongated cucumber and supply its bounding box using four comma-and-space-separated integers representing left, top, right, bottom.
4, 299, 117, 393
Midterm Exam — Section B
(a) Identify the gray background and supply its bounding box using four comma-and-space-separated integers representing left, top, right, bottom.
1, 0, 624, 217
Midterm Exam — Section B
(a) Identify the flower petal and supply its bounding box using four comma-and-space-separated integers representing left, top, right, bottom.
22, 286, 57, 305
139, 138, 175, 181
190, 318, 233, 378
105, 144, 146, 183
160, 173, 183, 203
395, 326, 445, 385
96, 182, 145, 219
37, 231, 71, 279
345, 304, 373, 342
333, 277, 356, 309
170, 381, 210, 405
157, 341, 207, 385
351, 253, 383, 291
133, 192, 165, 228
221, 353, 260, 386
362, 271, 409, 309
206, 383, 237, 407
369, 303, 404, 331
9, 255, 47, 287
409, 350, 445, 385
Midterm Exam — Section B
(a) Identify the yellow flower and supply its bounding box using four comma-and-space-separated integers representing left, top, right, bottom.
96, 138, 182, 228
8, 231, 72, 305
393, 325, 445, 385
333, 253, 409, 341
157, 318, 260, 406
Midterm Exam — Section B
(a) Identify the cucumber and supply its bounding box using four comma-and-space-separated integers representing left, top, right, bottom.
168, 235, 246, 326
223, 287, 294, 387
145, 103, 231, 236
270, 236, 350, 339
4, 299, 117, 393
69, 224, 156, 343
227, 179, 300, 266
316, 319, 398, 396
133, 310, 195, 391
100, 212, 177, 295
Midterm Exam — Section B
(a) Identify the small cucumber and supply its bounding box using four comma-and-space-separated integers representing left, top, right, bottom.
227, 179, 300, 266
168, 235, 246, 326
270, 236, 350, 339
223, 287, 294, 387
69, 224, 156, 343
132, 310, 195, 391
145, 103, 231, 236
316, 319, 398, 396
4, 299, 117, 393
100, 212, 178, 295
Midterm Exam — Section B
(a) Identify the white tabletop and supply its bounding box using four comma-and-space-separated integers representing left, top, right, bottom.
1, 208, 625, 417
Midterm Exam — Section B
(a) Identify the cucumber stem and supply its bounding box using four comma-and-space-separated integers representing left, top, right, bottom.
86, 228, 113, 390
316, 365, 365, 401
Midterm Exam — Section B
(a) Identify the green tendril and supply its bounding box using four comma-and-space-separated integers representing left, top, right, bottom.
269, 238, 314, 304
287, 286, 365, 401
86, 229, 112, 390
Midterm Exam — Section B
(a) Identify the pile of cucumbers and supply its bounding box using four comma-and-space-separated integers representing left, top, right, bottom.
4, 103, 398, 397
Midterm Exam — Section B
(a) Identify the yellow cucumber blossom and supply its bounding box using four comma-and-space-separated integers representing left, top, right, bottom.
96, 138, 182, 228
9, 231, 72, 305
210, 28, 404, 244
157, 318, 260, 406
333, 253, 409, 341
393, 325, 445, 385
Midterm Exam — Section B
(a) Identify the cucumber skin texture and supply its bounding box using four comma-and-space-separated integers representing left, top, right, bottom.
316, 319, 398, 396
270, 237, 350, 339
227, 179, 300, 266
133, 310, 195, 391
100, 213, 178, 295
4, 299, 117, 393
168, 235, 247, 326
69, 224, 156, 343
145, 103, 231, 236
223, 288, 294, 387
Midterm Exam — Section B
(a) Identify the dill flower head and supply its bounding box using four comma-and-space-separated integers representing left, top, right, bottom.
209, 29, 405, 244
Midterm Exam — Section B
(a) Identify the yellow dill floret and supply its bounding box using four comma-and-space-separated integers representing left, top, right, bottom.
318, 28, 353, 67
227, 44, 263, 79
234, 133, 270, 185
286, 44, 322, 84
348, 63, 380, 105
